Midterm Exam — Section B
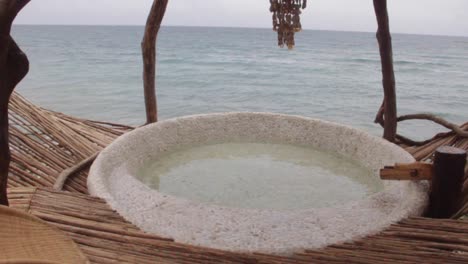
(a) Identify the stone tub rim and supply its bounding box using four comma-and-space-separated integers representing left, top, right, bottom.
88, 112, 428, 254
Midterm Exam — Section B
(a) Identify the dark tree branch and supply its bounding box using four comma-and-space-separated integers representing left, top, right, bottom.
6, 36, 28, 87
0, 0, 29, 34
395, 134, 433, 147
373, 0, 397, 142
398, 114, 468, 138
141, 0, 169, 124
0, 0, 30, 205
374, 99, 385, 124
378, 113, 467, 146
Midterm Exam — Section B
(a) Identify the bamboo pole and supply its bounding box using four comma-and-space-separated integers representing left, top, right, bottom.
373, 0, 397, 142
141, 0, 169, 124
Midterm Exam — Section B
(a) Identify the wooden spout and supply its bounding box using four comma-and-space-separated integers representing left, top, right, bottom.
380, 162, 433, 181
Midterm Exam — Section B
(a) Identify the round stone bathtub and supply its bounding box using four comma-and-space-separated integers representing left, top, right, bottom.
88, 113, 428, 254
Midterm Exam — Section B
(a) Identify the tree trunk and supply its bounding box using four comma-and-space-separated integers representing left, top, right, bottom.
0, 102, 9, 205
0, 0, 30, 205
373, 0, 397, 142
141, 0, 169, 124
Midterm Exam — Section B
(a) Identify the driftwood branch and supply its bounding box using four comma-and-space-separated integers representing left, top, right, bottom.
54, 152, 100, 191
394, 114, 468, 146
0, 0, 30, 205
395, 134, 433, 147
141, 0, 169, 124
373, 0, 397, 142
377, 113, 467, 146
398, 114, 468, 138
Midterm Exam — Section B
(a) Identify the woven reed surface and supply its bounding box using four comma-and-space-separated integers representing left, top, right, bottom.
0, 201, 89, 263
7, 187, 468, 264
8, 93, 132, 194
5, 92, 468, 263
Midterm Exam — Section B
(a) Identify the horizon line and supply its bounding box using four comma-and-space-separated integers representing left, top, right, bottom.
13, 23, 468, 38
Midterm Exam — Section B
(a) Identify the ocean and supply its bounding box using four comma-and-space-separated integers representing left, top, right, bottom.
11, 25, 468, 140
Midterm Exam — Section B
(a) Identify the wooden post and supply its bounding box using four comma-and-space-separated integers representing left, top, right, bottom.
373, 0, 397, 142
428, 146, 467, 218
0, 0, 30, 206
141, 0, 169, 124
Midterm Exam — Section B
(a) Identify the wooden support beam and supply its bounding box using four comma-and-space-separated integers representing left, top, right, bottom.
141, 0, 169, 124
380, 162, 433, 181
428, 146, 466, 219
373, 0, 397, 142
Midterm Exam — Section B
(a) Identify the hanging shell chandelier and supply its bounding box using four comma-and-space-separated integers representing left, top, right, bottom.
270, 0, 307, 49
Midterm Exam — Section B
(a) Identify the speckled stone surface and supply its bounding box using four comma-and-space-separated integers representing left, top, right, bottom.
88, 113, 428, 254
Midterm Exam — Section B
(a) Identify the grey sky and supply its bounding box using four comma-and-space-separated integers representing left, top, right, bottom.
16, 0, 468, 37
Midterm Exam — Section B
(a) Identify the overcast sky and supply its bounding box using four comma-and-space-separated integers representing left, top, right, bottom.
15, 0, 468, 37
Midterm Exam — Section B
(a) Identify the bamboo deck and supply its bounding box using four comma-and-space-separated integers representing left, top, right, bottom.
6, 92, 468, 263
8, 187, 468, 264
